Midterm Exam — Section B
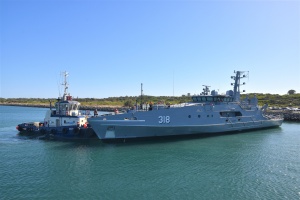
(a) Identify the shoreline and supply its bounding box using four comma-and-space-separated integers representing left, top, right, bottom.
1, 103, 299, 122
266, 110, 300, 122
0, 103, 123, 112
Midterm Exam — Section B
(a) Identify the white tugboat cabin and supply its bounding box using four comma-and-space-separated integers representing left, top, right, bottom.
44, 72, 87, 128
16, 71, 96, 139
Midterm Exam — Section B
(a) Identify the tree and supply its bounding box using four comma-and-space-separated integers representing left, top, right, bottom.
287, 90, 296, 95
124, 100, 134, 108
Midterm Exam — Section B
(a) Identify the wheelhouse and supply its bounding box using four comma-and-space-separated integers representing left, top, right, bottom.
192, 95, 234, 103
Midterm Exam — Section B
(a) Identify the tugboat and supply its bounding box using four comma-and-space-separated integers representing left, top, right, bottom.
16, 72, 97, 140
88, 70, 283, 141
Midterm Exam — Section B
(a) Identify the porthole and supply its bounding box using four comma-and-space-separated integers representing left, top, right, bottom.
188, 115, 191, 118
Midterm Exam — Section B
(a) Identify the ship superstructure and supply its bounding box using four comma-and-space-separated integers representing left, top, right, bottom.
88, 71, 283, 140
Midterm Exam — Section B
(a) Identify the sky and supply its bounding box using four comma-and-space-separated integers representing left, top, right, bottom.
1, 0, 299, 98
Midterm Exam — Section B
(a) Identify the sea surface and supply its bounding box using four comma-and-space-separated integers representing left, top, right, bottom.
0, 105, 299, 200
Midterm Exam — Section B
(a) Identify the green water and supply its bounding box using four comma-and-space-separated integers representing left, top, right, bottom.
0, 106, 299, 200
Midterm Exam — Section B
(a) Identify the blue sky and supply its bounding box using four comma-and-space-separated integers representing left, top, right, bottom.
1, 0, 299, 98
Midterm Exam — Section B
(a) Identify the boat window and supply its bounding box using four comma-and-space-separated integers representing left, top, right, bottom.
198, 115, 201, 118
201, 97, 206, 101
220, 111, 242, 117
207, 97, 213, 102
192, 97, 197, 102
197, 97, 202, 102
225, 98, 230, 102
188, 115, 191, 118
235, 112, 242, 116
60, 105, 64, 112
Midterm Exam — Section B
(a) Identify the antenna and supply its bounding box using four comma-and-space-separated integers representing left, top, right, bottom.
232, 70, 249, 101
141, 83, 143, 106
61, 71, 69, 101
201, 85, 211, 95
173, 70, 174, 97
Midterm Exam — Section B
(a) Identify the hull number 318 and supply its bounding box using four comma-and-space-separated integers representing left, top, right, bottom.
158, 116, 170, 124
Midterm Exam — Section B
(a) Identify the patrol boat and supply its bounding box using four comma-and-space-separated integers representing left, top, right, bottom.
88, 71, 283, 141
16, 72, 96, 139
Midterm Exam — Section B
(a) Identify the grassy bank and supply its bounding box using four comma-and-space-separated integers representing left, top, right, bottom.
1, 93, 299, 109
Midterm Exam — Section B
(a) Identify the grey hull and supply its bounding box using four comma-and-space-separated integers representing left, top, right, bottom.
89, 118, 283, 140
88, 71, 284, 141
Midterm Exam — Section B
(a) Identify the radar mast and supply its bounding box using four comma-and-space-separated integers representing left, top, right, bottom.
62, 71, 69, 101
201, 85, 211, 95
231, 71, 249, 102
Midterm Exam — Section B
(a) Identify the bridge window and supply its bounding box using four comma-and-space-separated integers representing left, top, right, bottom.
220, 111, 242, 117
207, 97, 213, 102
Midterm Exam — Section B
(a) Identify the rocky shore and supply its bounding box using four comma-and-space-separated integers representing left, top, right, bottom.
266, 110, 300, 122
